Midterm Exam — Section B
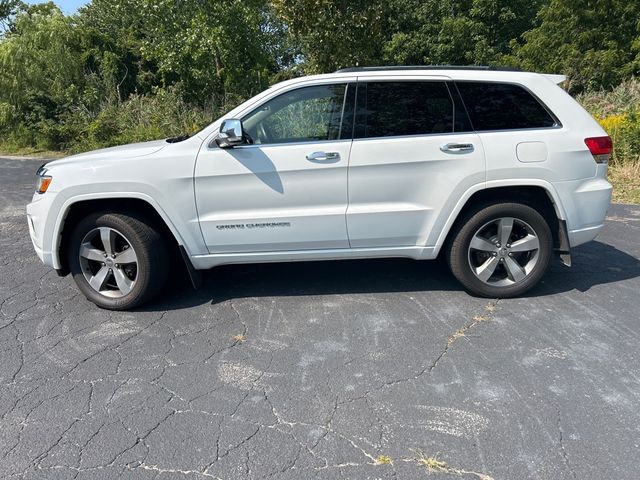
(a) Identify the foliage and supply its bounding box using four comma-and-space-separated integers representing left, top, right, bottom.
0, 4, 93, 149
0, 0, 24, 32
607, 163, 640, 204
384, 0, 545, 66
577, 79, 640, 166
272, 0, 387, 73
72, 89, 213, 152
512, 0, 640, 93
81, 0, 282, 105
576, 78, 640, 203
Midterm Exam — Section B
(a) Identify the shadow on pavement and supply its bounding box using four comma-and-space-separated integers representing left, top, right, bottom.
140, 240, 640, 312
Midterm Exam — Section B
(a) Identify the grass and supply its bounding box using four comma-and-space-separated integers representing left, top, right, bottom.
608, 162, 640, 204
414, 453, 449, 473
0, 145, 65, 159
577, 78, 640, 204
374, 454, 393, 465
409, 449, 494, 480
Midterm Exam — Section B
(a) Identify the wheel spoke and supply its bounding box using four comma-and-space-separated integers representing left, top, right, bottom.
79, 243, 105, 262
470, 235, 497, 253
475, 256, 500, 282
116, 247, 137, 264
509, 234, 539, 253
498, 217, 514, 246
112, 268, 134, 295
89, 266, 110, 291
504, 256, 527, 282
99, 227, 116, 257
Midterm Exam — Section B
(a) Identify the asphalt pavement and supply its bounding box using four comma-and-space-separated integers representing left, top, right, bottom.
1, 156, 640, 479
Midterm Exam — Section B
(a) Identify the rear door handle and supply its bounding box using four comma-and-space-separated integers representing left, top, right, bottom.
306, 151, 340, 162
440, 143, 474, 153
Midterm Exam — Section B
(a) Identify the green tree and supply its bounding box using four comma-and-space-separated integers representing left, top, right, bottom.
383, 0, 545, 66
513, 0, 640, 92
82, 0, 286, 108
0, 3, 89, 146
0, 0, 24, 32
272, 0, 388, 73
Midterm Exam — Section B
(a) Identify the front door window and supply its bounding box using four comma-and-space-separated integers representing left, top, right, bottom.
243, 84, 351, 145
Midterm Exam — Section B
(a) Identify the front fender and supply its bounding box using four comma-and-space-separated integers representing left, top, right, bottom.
46, 186, 206, 269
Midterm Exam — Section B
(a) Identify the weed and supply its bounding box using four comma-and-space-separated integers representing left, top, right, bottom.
374, 454, 393, 465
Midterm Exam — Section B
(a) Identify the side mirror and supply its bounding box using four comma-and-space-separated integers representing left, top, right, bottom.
215, 119, 246, 148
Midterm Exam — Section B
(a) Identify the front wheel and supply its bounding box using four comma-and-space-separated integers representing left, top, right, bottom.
68, 211, 169, 310
447, 203, 553, 298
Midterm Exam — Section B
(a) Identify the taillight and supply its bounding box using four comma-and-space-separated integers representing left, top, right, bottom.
584, 136, 613, 164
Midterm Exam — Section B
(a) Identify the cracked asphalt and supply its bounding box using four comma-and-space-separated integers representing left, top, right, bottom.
2, 156, 640, 480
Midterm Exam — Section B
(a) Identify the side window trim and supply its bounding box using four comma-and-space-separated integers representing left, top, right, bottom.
339, 83, 357, 141
447, 81, 474, 133
354, 81, 367, 139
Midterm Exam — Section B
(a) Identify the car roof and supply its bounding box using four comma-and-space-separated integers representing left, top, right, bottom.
269, 67, 566, 90
335, 65, 521, 73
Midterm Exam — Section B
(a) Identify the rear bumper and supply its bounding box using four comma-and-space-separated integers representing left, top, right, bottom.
568, 224, 604, 247
553, 174, 612, 247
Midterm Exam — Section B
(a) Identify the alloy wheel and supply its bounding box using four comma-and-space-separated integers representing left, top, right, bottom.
79, 227, 138, 298
467, 217, 541, 287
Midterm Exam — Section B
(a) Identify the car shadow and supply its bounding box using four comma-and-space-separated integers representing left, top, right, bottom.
138, 240, 640, 312
528, 240, 640, 297
226, 147, 284, 194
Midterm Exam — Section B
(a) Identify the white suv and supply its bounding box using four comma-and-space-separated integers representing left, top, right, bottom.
27, 67, 613, 310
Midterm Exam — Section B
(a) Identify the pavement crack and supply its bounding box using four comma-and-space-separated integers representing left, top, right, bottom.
430, 299, 500, 371
407, 449, 494, 480
372, 300, 500, 392
128, 462, 222, 478
556, 406, 578, 480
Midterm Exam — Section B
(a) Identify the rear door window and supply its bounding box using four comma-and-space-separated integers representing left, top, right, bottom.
456, 82, 558, 131
355, 81, 454, 138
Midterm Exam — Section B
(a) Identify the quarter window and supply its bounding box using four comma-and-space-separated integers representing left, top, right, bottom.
355, 82, 454, 138
456, 82, 558, 131
242, 84, 350, 145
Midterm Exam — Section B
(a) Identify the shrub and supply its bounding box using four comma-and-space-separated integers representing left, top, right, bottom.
577, 78, 640, 166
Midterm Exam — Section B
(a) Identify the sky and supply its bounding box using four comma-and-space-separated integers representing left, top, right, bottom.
28, 0, 88, 14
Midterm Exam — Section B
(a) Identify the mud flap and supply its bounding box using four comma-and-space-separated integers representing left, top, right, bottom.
556, 219, 572, 267
179, 245, 202, 289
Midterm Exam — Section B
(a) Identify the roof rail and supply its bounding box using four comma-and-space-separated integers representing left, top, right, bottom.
335, 65, 522, 73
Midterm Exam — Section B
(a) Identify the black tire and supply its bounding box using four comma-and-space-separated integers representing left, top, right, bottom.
68, 211, 168, 310
446, 202, 553, 298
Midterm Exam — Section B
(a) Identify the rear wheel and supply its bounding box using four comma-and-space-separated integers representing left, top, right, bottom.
447, 203, 553, 298
68, 211, 168, 310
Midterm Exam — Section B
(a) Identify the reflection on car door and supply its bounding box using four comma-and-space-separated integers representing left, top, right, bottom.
195, 82, 356, 253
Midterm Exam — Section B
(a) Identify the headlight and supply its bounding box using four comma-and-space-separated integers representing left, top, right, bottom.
35, 164, 52, 194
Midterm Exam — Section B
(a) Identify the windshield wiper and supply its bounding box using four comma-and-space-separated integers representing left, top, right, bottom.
166, 134, 190, 143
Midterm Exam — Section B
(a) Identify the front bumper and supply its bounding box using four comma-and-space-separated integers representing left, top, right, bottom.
27, 212, 45, 263
26, 191, 58, 268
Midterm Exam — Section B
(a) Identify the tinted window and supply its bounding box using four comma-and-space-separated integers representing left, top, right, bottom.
355, 82, 454, 138
242, 84, 350, 145
456, 82, 557, 131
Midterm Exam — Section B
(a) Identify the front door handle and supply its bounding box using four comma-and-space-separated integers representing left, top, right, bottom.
440, 143, 474, 153
306, 151, 340, 162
